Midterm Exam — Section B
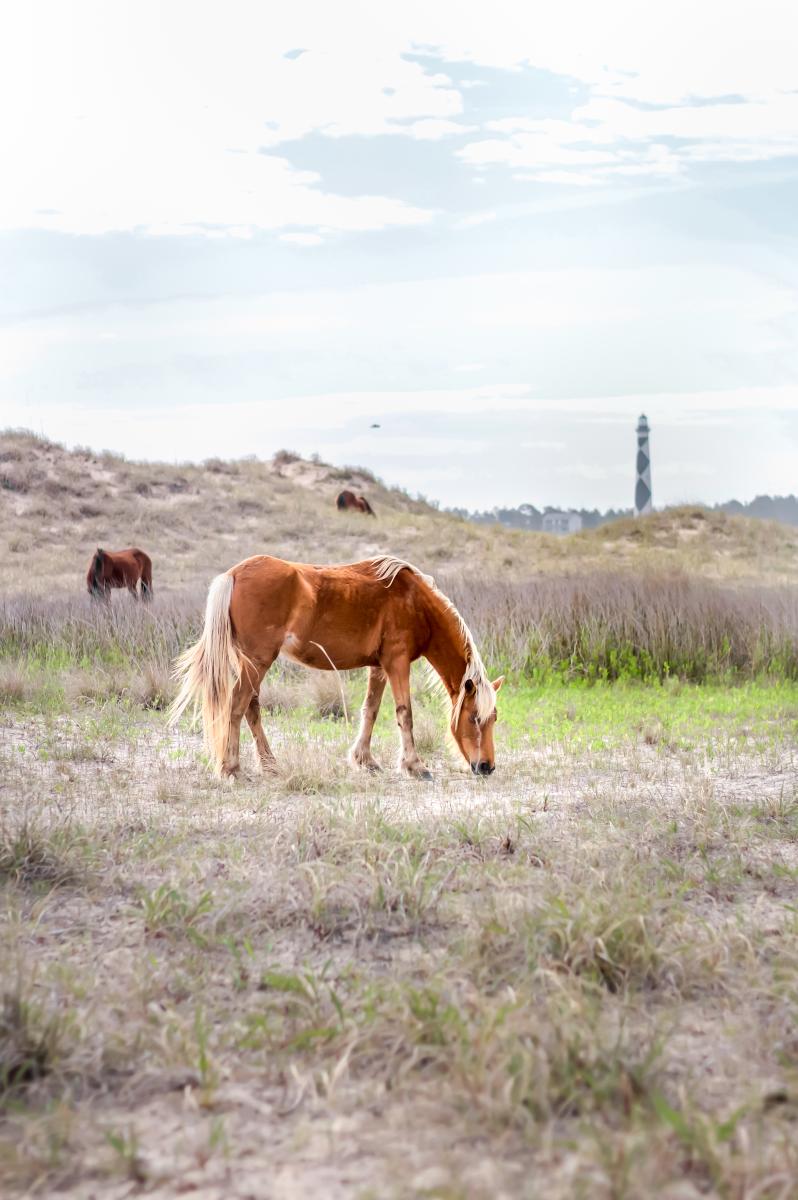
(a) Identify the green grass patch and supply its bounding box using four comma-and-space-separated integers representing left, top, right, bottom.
497, 677, 798, 751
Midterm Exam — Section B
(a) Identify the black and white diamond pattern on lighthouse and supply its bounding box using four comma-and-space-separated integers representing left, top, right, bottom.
634, 415, 652, 516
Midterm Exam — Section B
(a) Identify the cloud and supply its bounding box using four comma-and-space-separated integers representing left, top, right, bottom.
403, 118, 477, 140
279, 232, 325, 246
5, 1, 797, 238
2, 4, 446, 237
398, 0, 797, 103
1, 132, 432, 237
454, 210, 498, 228
4, 1, 797, 235
461, 92, 798, 184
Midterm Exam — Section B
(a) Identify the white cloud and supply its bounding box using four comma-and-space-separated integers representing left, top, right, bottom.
4, 0, 797, 236
454, 210, 497, 228
279, 232, 325, 246
399, 0, 798, 103
464, 92, 798, 183
404, 118, 476, 140
1, 3, 443, 237
2, 138, 432, 237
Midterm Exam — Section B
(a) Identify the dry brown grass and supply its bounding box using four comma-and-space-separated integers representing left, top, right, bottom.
3, 573, 797, 692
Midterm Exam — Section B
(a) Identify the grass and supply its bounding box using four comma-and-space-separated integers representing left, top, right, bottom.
0, 988, 74, 1100
1, 673, 797, 1196
2, 576, 798, 734
0, 815, 91, 889
500, 677, 798, 751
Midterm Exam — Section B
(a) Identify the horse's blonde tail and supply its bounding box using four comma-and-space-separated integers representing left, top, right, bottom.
168, 573, 241, 775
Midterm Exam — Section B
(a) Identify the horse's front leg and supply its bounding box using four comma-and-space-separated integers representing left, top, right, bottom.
349, 666, 387, 771
384, 659, 432, 781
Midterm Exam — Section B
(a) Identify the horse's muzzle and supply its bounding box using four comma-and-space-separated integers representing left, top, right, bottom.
472, 761, 495, 776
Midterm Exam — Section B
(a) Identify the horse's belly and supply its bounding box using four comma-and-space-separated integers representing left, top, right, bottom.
280, 631, 376, 671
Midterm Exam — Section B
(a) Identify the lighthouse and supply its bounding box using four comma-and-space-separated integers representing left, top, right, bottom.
635, 414, 652, 516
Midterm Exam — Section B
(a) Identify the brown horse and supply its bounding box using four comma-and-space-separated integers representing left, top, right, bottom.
86, 547, 153, 601
336, 489, 376, 516
169, 555, 502, 781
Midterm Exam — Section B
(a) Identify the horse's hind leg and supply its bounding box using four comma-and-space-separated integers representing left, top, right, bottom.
245, 692, 277, 773
225, 656, 279, 778
221, 678, 254, 780
349, 666, 386, 771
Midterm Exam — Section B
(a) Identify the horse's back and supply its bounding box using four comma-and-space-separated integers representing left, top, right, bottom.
227, 555, 426, 670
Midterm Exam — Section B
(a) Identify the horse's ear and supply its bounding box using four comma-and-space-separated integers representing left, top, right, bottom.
463, 678, 476, 696
492, 676, 505, 693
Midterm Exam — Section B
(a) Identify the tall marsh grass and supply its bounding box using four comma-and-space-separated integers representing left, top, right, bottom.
0, 592, 204, 672
1, 573, 796, 687
445, 572, 798, 681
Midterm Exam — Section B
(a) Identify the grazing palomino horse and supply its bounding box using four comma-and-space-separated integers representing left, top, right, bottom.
169, 555, 502, 781
86, 547, 153, 601
336, 490, 376, 516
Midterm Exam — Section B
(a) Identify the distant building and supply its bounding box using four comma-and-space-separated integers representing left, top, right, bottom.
542, 509, 583, 535
635, 414, 653, 515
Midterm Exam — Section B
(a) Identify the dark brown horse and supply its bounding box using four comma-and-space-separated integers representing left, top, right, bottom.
336, 489, 375, 516
86, 547, 153, 601
170, 555, 502, 781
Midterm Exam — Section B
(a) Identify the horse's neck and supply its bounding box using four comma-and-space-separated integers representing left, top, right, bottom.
424, 595, 469, 698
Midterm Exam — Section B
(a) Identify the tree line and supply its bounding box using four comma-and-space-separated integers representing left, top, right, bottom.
451, 495, 798, 531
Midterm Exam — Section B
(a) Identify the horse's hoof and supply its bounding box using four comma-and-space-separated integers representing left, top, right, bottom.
349, 754, 382, 773
408, 768, 433, 782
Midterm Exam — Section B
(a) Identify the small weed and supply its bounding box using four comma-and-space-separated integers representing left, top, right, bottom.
105, 1128, 146, 1182
0, 817, 85, 888
138, 883, 214, 944
0, 990, 72, 1099
0, 662, 32, 707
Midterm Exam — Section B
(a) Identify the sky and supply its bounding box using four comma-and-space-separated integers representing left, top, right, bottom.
1, 0, 797, 511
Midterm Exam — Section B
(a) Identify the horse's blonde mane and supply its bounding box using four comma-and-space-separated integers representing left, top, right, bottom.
369, 555, 495, 728
370, 554, 435, 589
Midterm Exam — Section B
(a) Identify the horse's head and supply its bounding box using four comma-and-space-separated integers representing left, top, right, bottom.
87, 548, 106, 598
451, 674, 504, 775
